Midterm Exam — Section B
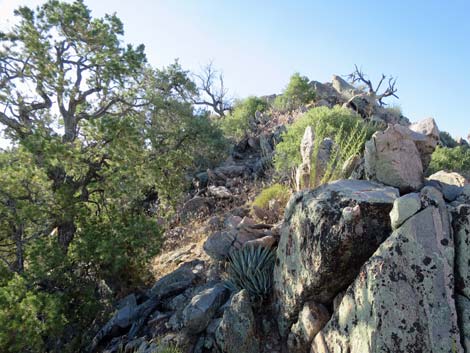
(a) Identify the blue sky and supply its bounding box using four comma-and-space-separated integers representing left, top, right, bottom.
1, 0, 469, 139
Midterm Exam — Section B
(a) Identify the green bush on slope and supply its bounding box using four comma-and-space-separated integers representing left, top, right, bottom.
220, 96, 269, 140
273, 72, 316, 111
427, 146, 470, 178
274, 106, 376, 186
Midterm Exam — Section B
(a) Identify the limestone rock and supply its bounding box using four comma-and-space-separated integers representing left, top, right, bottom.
182, 283, 229, 334
287, 301, 330, 353
365, 124, 424, 192
311, 205, 462, 353
389, 193, 421, 230
409, 117, 440, 169
274, 179, 398, 336
215, 290, 260, 353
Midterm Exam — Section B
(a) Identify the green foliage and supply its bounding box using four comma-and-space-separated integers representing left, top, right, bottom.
226, 245, 276, 301
159, 345, 183, 353
273, 73, 316, 111
0, 275, 66, 353
427, 146, 470, 178
252, 183, 291, 210
220, 96, 268, 140
0, 2, 228, 353
439, 131, 458, 148
274, 106, 375, 184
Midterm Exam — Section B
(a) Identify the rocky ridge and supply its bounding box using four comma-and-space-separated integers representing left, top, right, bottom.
90, 75, 470, 353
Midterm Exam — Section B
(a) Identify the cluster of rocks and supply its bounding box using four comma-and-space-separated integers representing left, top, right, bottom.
273, 117, 470, 352
180, 131, 282, 224
311, 75, 410, 126
90, 74, 470, 353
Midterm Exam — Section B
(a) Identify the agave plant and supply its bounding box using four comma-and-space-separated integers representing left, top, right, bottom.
225, 245, 276, 301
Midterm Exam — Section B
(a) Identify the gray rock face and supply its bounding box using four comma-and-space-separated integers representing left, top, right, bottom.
389, 193, 421, 230
150, 262, 199, 298
311, 205, 463, 353
457, 294, 470, 353
452, 204, 470, 299
215, 290, 260, 353
365, 124, 424, 192
409, 117, 440, 169
274, 179, 398, 336
182, 283, 229, 334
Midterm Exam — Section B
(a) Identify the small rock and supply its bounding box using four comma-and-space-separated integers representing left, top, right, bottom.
389, 193, 421, 230
243, 235, 276, 249
182, 283, 230, 334
287, 301, 330, 353
208, 185, 232, 199
215, 290, 260, 353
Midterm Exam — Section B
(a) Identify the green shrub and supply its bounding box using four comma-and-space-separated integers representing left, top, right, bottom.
220, 96, 268, 140
0, 275, 66, 353
427, 146, 470, 178
159, 345, 183, 353
439, 131, 458, 148
274, 106, 376, 185
273, 73, 316, 111
226, 245, 275, 301
252, 183, 291, 210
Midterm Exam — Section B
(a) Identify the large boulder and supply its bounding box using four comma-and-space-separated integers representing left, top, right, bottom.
182, 283, 229, 334
452, 204, 470, 299
409, 117, 440, 169
274, 179, 398, 336
215, 290, 260, 353
311, 197, 463, 353
365, 124, 424, 192
457, 294, 470, 352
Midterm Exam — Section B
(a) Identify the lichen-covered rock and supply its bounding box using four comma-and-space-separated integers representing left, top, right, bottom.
389, 193, 421, 230
452, 204, 470, 299
457, 294, 470, 353
274, 179, 398, 336
287, 301, 330, 353
215, 290, 260, 353
311, 205, 463, 353
365, 124, 424, 192
182, 283, 229, 334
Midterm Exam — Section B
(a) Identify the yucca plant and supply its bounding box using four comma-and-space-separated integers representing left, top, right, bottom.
225, 245, 276, 301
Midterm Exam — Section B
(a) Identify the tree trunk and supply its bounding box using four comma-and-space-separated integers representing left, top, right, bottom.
58, 220, 76, 252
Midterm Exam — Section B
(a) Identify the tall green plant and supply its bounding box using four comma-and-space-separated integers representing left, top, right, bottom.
274, 106, 375, 186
